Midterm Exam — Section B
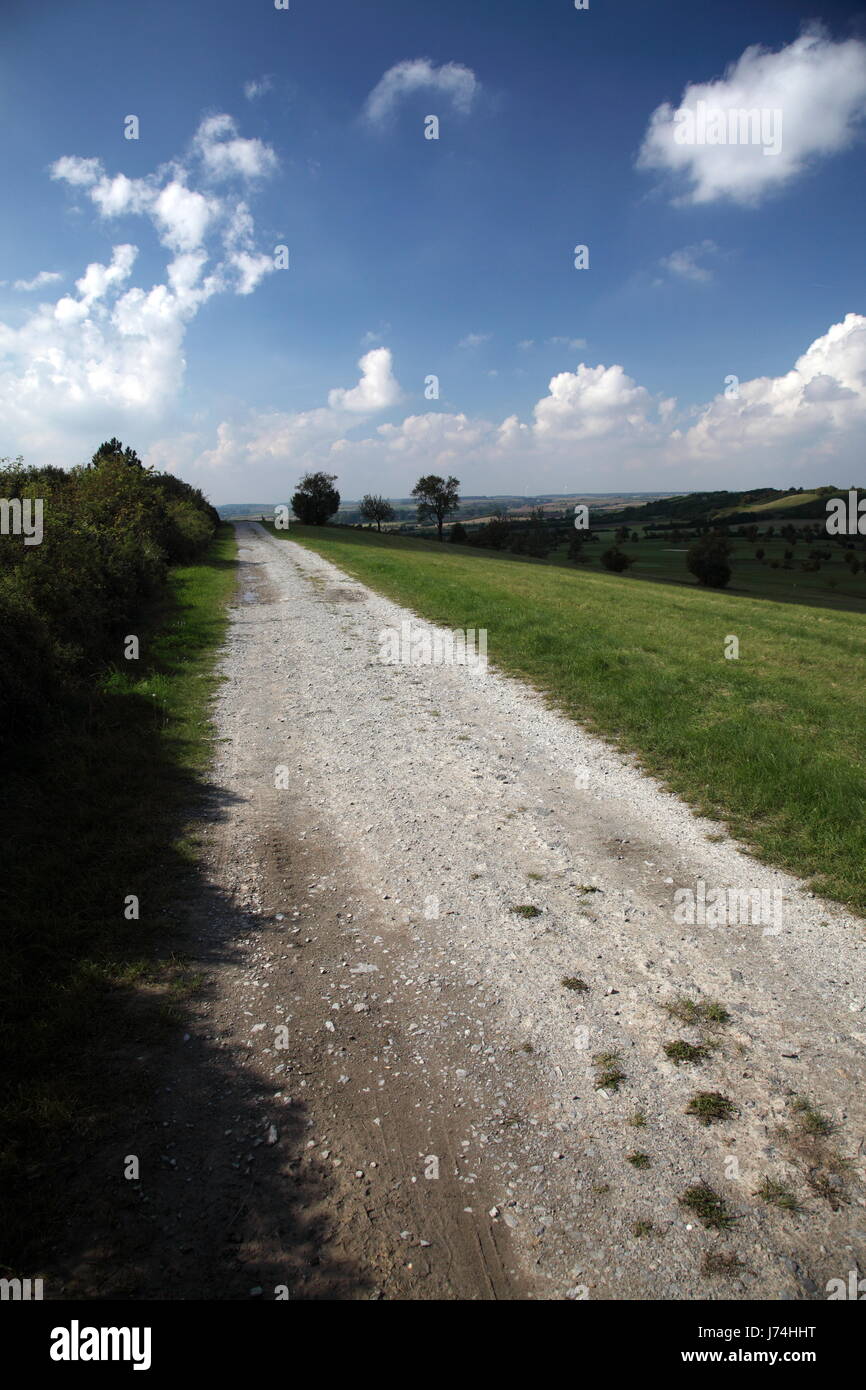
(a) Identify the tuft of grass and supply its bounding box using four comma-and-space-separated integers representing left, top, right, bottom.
527, 872, 544, 882
627, 1151, 651, 1170
791, 1096, 834, 1137
686, 1091, 736, 1126
562, 976, 589, 992
755, 1177, 802, 1213
680, 1183, 736, 1231
663, 996, 730, 1029
511, 904, 541, 918
632, 1220, 654, 1237
593, 1052, 626, 1092
664, 1039, 711, 1065
628, 1111, 647, 1128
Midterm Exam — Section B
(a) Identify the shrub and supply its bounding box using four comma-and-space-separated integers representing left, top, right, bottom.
0, 445, 216, 747
600, 546, 633, 574
687, 534, 732, 588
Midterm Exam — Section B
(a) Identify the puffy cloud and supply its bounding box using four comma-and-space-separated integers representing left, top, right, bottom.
363, 58, 479, 125
4, 117, 277, 458
184, 316, 866, 496
457, 332, 490, 350
153, 181, 217, 251
660, 240, 718, 282
680, 312, 866, 458
49, 155, 102, 187
327, 347, 401, 413
638, 28, 866, 204
533, 362, 661, 442
189, 349, 404, 476
193, 113, 278, 180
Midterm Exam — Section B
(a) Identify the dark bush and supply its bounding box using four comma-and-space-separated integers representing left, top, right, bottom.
686, 534, 733, 588
0, 445, 217, 746
600, 546, 634, 574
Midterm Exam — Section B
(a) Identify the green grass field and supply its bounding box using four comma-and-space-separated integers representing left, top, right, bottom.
268, 521, 866, 914
0, 525, 237, 1267
565, 527, 866, 613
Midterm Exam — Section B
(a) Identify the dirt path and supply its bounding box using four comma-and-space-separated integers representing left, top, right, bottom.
55, 522, 866, 1300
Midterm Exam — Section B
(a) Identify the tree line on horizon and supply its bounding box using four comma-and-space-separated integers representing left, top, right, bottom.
288, 469, 745, 586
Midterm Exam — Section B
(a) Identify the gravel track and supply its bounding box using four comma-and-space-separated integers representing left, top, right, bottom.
87, 519, 862, 1302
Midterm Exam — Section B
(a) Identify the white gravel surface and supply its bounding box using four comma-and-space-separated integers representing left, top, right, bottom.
204, 521, 866, 1299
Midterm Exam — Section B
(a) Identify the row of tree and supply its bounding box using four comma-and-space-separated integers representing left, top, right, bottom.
290, 471, 462, 539
286, 471, 742, 586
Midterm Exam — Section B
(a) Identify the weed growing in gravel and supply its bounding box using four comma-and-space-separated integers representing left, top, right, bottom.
679, 1183, 736, 1230
628, 1110, 647, 1128
593, 1183, 610, 1195
527, 872, 544, 881
664, 995, 730, 1029
562, 976, 589, 992
511, 904, 541, 918
593, 1052, 626, 1091
755, 1177, 802, 1212
577, 884, 601, 895
664, 1040, 711, 1065
791, 1096, 834, 1137
686, 1091, 735, 1126
627, 1151, 651, 1169
632, 1220, 654, 1236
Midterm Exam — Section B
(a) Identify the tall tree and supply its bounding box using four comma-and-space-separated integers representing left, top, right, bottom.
291, 472, 340, 526
359, 494, 395, 531
411, 474, 460, 541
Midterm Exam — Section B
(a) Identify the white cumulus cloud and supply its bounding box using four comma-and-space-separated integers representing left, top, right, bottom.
638, 27, 866, 204
5, 118, 278, 460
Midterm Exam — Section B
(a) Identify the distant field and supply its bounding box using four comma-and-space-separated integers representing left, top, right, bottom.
715, 490, 826, 517
265, 520, 866, 913
576, 528, 866, 614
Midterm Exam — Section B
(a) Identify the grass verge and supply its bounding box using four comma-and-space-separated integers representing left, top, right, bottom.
0, 525, 236, 1269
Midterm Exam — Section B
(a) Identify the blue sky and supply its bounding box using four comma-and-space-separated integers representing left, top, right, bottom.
1, 0, 865, 502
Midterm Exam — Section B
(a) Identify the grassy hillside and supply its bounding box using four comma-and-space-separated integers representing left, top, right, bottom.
267, 522, 866, 913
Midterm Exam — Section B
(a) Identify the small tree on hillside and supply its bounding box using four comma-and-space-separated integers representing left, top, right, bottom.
449, 522, 468, 543
600, 546, 633, 574
291, 471, 340, 525
687, 533, 732, 588
411, 473, 460, 540
481, 507, 511, 550
359, 494, 395, 531
91, 437, 144, 469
